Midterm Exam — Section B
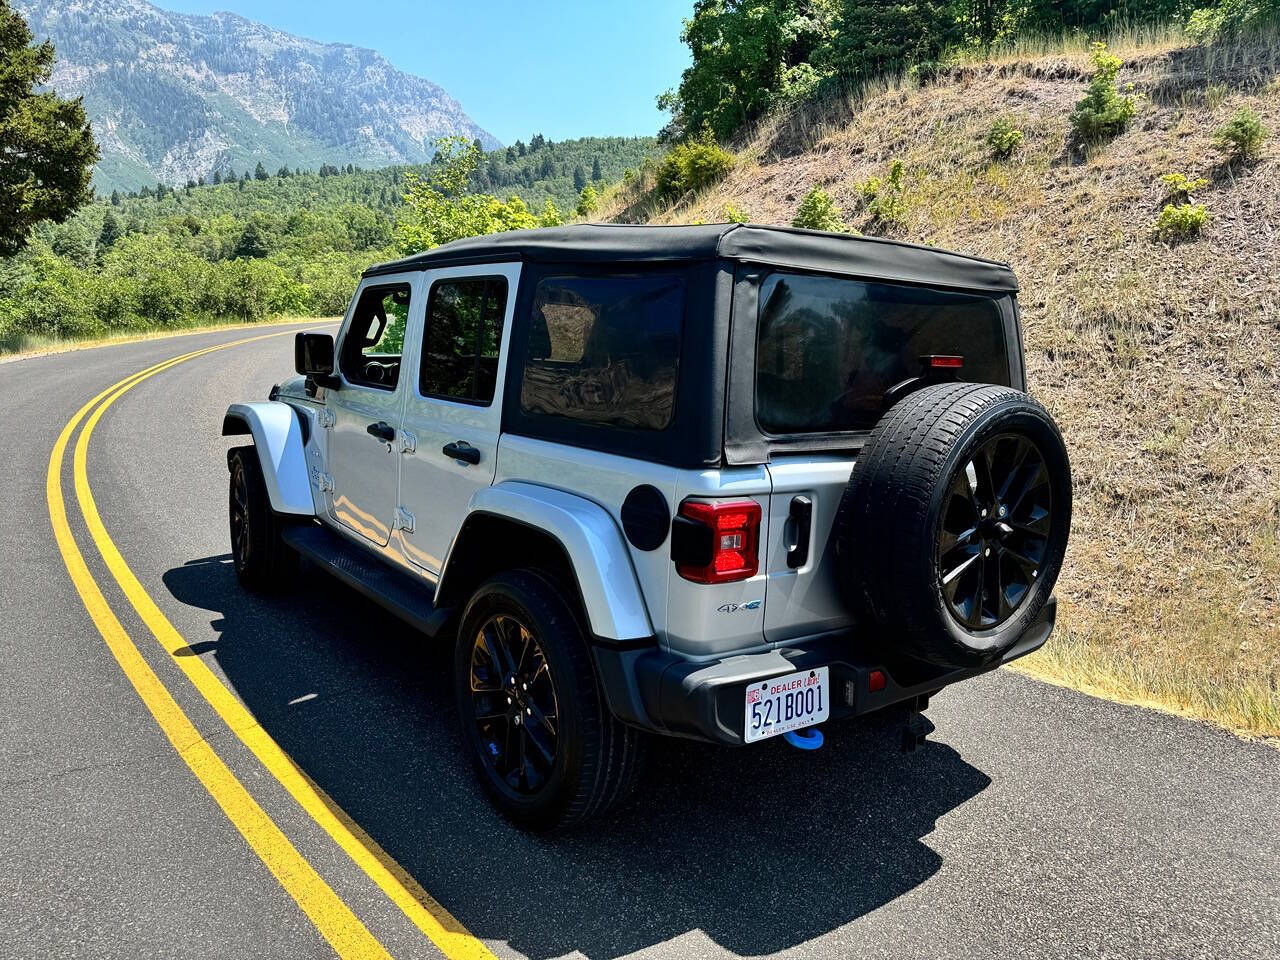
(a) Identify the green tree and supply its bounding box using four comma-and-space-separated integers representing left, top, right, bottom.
254, 161, 269, 181
826, 0, 960, 80
592, 156, 603, 181
396, 136, 543, 253
233, 216, 274, 259
1069, 43, 1137, 143
97, 210, 122, 254
658, 0, 836, 142
0, 1, 99, 256
575, 184, 599, 217
573, 164, 588, 191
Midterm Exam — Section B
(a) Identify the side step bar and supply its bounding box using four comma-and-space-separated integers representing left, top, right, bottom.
281, 522, 452, 637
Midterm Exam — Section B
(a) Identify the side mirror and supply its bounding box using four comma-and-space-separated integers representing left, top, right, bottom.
295, 332, 340, 390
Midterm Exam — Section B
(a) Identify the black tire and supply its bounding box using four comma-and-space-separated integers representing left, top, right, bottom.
227, 445, 297, 591
834, 382, 1071, 668
453, 570, 646, 831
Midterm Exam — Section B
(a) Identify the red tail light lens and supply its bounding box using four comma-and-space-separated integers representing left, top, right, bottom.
674, 499, 762, 583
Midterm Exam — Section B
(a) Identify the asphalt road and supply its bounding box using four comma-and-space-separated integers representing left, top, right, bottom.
2, 324, 1277, 960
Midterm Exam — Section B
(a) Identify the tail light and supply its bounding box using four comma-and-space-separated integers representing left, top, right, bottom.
672, 499, 762, 583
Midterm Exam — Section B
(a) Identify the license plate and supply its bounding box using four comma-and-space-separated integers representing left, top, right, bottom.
744, 666, 830, 744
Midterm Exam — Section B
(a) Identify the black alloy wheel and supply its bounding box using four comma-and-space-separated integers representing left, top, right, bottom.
229, 454, 252, 571
226, 445, 296, 591
938, 432, 1052, 629
468, 613, 560, 795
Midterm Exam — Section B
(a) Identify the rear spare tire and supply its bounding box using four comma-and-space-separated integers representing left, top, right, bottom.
834, 382, 1071, 668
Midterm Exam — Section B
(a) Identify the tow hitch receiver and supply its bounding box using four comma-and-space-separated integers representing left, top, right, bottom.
902, 711, 934, 753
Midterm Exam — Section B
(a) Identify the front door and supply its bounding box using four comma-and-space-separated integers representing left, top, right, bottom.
398, 263, 519, 575
326, 277, 417, 548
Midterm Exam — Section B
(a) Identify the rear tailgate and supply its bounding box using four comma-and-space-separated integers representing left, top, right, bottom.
761, 455, 857, 644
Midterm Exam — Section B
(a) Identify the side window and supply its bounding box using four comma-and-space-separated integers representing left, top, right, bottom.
520, 274, 684, 431
420, 276, 508, 404
340, 285, 411, 390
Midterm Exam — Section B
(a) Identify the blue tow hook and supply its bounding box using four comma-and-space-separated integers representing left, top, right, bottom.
783, 728, 824, 750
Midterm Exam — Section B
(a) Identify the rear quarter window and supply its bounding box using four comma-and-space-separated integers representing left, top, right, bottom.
519, 274, 684, 431
755, 272, 1010, 434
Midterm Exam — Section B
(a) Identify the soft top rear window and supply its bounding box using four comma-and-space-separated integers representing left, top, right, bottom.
755, 272, 1010, 434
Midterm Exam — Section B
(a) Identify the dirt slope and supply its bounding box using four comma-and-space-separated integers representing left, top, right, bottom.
611, 36, 1280, 734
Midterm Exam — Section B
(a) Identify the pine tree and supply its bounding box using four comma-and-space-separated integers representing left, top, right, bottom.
110, 189, 121, 205
97, 211, 122, 254
212, 169, 222, 184
573, 164, 587, 192
254, 161, 268, 181
592, 157, 603, 181
0, 2, 98, 255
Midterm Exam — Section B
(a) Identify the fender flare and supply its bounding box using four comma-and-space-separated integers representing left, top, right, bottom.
222, 401, 315, 516
438, 481, 653, 642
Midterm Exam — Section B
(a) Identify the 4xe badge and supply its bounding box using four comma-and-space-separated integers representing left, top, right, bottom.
717, 599, 762, 614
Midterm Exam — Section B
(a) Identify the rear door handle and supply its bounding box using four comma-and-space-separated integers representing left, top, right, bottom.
366, 421, 395, 442
785, 495, 812, 569
442, 440, 481, 465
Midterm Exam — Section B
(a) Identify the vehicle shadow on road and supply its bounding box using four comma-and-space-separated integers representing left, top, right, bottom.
165, 555, 991, 959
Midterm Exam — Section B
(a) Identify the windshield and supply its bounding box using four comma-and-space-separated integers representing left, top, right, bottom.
754, 272, 1011, 434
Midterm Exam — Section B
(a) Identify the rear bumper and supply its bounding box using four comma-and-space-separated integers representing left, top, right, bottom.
593, 597, 1056, 745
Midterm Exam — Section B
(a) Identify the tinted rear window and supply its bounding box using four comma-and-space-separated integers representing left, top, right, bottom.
755, 273, 1009, 434
520, 274, 683, 431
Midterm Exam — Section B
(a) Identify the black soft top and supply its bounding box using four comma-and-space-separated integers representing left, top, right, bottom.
363, 223, 1018, 294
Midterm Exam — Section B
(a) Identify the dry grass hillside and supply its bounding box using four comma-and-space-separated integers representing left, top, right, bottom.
601, 31, 1280, 737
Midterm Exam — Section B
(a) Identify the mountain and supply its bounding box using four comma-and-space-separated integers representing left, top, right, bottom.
16, 0, 500, 192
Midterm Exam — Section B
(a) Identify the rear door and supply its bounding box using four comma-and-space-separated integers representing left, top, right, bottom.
761, 457, 857, 643
397, 263, 519, 575
749, 270, 1015, 643
325, 276, 419, 548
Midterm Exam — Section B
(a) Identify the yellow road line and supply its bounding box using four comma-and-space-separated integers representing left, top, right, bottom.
71, 340, 499, 960
49, 336, 394, 960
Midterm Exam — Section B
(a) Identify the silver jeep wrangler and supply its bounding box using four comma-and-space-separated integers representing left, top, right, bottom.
223, 223, 1071, 830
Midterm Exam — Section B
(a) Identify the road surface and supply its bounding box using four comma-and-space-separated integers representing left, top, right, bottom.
2, 324, 1277, 960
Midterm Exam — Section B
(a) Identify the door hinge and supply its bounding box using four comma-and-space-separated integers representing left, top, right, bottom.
399, 429, 417, 455
312, 469, 334, 493
317, 408, 336, 429
394, 507, 415, 534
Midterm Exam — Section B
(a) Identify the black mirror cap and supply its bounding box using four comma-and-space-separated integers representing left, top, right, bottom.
295, 332, 340, 390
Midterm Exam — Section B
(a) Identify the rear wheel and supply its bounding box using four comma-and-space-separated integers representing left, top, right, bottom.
227, 445, 297, 591
454, 570, 646, 830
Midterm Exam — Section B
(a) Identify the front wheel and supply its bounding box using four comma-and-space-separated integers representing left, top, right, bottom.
227, 445, 297, 591
453, 570, 646, 830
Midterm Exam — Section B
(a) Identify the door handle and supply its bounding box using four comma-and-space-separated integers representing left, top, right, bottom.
442, 440, 481, 465
785, 495, 812, 569
366, 421, 395, 442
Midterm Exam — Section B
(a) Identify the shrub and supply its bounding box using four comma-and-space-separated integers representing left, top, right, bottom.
858, 160, 909, 227
655, 134, 735, 200
792, 187, 845, 232
1160, 172, 1209, 204
987, 117, 1024, 159
575, 184, 598, 218
1154, 202, 1209, 241
1070, 43, 1137, 144
722, 203, 749, 223
1213, 107, 1267, 165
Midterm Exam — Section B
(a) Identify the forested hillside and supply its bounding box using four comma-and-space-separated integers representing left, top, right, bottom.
0, 135, 657, 349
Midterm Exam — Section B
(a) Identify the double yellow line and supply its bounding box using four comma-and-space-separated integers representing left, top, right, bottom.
47, 333, 497, 960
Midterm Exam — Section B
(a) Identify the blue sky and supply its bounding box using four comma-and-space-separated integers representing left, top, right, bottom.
161, 1, 693, 145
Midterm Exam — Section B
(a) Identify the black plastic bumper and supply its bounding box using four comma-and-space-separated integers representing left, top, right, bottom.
592, 597, 1056, 745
